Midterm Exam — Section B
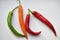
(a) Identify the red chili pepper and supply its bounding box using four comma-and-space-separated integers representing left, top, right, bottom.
28, 9, 57, 36
25, 11, 41, 35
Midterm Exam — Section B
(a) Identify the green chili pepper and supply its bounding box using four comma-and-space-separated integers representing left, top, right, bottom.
7, 6, 24, 37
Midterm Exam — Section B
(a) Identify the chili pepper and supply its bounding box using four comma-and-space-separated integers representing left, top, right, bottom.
25, 11, 41, 35
28, 9, 57, 36
7, 6, 24, 37
17, 0, 28, 39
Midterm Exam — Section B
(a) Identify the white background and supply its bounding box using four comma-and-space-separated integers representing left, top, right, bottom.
0, 0, 60, 40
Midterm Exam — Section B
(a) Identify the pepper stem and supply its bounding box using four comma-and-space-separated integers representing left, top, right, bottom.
17, 0, 21, 6
27, 10, 30, 15
13, 6, 18, 11
28, 9, 33, 13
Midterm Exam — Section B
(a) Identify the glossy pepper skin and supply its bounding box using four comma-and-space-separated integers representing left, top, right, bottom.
28, 9, 57, 36
7, 7, 24, 37
25, 12, 41, 35
17, 0, 28, 39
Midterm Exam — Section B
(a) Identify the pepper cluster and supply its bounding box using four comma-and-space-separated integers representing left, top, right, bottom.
7, 0, 57, 40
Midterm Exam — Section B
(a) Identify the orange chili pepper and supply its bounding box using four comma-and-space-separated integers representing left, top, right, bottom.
17, 0, 28, 39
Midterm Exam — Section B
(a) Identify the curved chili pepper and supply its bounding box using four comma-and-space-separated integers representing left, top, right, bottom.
28, 9, 57, 36
7, 6, 24, 37
17, 0, 28, 39
25, 11, 41, 35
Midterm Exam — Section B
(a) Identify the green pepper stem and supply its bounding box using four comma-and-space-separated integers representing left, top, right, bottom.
28, 9, 33, 13
13, 6, 18, 11
27, 10, 30, 15
17, 0, 21, 6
